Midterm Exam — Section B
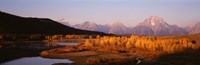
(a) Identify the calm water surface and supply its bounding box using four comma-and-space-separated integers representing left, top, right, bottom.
56, 42, 80, 46
1, 57, 73, 65
0, 42, 80, 65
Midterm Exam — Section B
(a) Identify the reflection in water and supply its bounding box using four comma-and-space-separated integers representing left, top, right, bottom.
0, 42, 80, 50
56, 42, 80, 46
0, 42, 80, 65
0, 57, 73, 65
44, 42, 58, 47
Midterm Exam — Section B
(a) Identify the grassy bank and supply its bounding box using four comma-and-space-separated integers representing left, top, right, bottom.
40, 44, 164, 65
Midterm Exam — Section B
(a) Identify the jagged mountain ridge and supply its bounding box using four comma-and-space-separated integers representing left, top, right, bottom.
72, 21, 130, 34
73, 21, 101, 32
1, 11, 199, 36
132, 16, 189, 36
58, 16, 200, 36
188, 22, 200, 34
108, 22, 131, 34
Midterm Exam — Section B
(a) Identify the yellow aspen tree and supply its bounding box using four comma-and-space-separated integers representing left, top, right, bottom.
89, 36, 93, 39
96, 35, 100, 39
84, 39, 93, 47
135, 40, 141, 48
94, 39, 100, 46
100, 39, 105, 46
126, 41, 131, 49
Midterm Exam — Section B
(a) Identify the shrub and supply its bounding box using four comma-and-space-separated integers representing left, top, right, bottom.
84, 40, 93, 47
82, 34, 200, 54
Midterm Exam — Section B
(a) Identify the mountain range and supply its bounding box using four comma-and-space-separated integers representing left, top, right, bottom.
1, 11, 199, 36
60, 16, 200, 36
0, 11, 108, 35
132, 16, 188, 36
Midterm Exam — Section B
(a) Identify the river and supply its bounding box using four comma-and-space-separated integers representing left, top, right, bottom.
0, 42, 80, 65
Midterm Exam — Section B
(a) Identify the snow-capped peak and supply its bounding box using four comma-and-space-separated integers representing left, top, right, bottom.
146, 16, 165, 26
148, 16, 161, 26
150, 19, 156, 26
149, 16, 160, 19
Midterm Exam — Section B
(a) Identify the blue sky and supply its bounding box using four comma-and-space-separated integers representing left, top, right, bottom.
0, 0, 200, 27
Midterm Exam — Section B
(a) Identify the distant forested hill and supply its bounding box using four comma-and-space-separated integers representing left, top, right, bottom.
0, 11, 107, 35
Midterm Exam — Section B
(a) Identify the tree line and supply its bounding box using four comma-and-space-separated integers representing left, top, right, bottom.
84, 35, 200, 54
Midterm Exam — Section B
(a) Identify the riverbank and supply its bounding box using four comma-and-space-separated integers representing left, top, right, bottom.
41, 50, 139, 65
40, 43, 165, 65
41, 45, 200, 65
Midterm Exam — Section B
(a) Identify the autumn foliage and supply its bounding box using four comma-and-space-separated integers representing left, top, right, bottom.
84, 35, 200, 54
